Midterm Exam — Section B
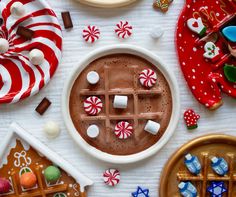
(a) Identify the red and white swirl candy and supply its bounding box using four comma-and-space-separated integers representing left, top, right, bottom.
139, 69, 157, 88
84, 96, 103, 116
115, 21, 132, 39
83, 25, 100, 43
103, 169, 120, 187
0, 0, 62, 104
114, 121, 133, 139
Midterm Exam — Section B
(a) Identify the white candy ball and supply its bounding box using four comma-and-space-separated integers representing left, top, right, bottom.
87, 71, 100, 85
150, 26, 164, 39
11, 2, 25, 18
87, 125, 99, 138
43, 121, 60, 138
0, 38, 9, 54
29, 49, 44, 65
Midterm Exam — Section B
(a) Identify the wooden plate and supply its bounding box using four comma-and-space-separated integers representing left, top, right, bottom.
78, 0, 137, 8
159, 134, 236, 197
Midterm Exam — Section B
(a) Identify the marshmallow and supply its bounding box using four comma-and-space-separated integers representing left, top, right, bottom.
113, 95, 128, 109
87, 125, 99, 138
87, 71, 99, 85
144, 120, 160, 135
29, 49, 44, 65
150, 26, 164, 39
0, 38, 9, 54
10, 2, 25, 18
43, 121, 60, 139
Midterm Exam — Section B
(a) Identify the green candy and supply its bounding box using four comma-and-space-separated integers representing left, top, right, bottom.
224, 64, 236, 83
44, 166, 61, 183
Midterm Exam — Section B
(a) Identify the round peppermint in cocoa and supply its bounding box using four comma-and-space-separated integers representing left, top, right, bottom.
84, 96, 103, 115
114, 121, 133, 139
139, 69, 157, 88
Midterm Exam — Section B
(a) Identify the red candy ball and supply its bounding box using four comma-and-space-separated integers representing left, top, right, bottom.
0, 178, 11, 194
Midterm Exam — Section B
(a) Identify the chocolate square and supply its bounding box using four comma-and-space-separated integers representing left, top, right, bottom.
16, 26, 34, 40
35, 97, 51, 115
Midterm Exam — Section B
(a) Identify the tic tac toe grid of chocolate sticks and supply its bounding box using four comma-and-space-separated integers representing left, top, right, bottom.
195, 8, 236, 70
177, 153, 236, 197
79, 65, 163, 136
5, 166, 68, 197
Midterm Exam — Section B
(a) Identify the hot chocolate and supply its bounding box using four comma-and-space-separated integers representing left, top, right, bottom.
69, 54, 172, 155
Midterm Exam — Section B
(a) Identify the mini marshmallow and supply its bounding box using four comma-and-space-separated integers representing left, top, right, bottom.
87, 125, 99, 138
113, 95, 128, 109
87, 71, 99, 85
43, 121, 60, 139
10, 2, 25, 18
144, 120, 160, 135
150, 26, 164, 39
29, 49, 44, 65
0, 38, 9, 53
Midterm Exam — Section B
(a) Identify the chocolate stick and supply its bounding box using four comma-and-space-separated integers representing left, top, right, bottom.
61, 12, 73, 29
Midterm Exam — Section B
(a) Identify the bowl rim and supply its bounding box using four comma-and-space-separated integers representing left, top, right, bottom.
78, 0, 137, 8
61, 44, 180, 164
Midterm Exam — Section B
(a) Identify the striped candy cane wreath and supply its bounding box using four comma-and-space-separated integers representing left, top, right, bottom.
0, 0, 62, 103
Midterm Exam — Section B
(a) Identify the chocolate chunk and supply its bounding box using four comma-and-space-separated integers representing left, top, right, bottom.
16, 26, 34, 40
61, 12, 73, 29
35, 97, 51, 115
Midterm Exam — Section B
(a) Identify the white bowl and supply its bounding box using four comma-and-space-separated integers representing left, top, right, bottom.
62, 45, 180, 164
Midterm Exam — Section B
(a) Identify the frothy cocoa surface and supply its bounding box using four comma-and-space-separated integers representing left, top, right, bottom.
69, 54, 172, 156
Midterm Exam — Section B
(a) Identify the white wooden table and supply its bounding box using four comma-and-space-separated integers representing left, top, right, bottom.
0, 0, 236, 196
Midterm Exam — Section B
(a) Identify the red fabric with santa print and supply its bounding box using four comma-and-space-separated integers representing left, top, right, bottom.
176, 0, 236, 110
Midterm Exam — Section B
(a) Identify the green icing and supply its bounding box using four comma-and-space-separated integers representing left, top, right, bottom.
20, 167, 31, 175
199, 26, 207, 37
53, 193, 67, 197
187, 124, 198, 130
44, 166, 61, 182
224, 64, 236, 83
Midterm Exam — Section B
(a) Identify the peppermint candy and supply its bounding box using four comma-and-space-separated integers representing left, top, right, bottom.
114, 121, 133, 139
115, 21, 133, 39
139, 69, 157, 88
84, 96, 103, 115
83, 25, 100, 43
103, 169, 120, 187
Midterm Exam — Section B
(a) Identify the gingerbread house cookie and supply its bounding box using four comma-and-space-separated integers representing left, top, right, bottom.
0, 123, 93, 197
